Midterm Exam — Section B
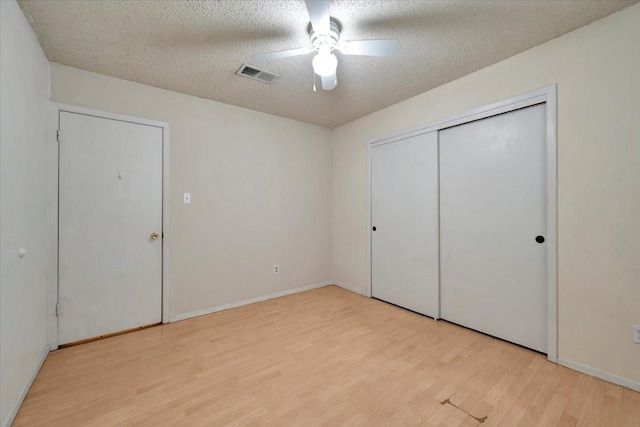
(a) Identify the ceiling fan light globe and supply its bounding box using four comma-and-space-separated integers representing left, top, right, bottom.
312, 52, 338, 77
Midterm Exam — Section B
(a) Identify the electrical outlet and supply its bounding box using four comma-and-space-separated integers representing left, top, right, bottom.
633, 325, 640, 344
273, 264, 280, 274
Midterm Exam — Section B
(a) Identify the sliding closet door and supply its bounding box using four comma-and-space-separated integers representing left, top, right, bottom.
371, 132, 439, 317
439, 104, 547, 352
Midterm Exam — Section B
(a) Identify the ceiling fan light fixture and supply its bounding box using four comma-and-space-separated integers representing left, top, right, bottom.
312, 50, 338, 77
253, 1, 401, 90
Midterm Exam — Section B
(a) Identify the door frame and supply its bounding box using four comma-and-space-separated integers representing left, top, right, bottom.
47, 103, 171, 349
366, 85, 557, 362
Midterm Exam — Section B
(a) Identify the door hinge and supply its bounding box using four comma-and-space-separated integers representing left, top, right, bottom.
55, 303, 60, 317
56, 129, 60, 143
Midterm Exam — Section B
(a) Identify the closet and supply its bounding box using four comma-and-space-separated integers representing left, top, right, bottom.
371, 91, 555, 355
371, 132, 439, 317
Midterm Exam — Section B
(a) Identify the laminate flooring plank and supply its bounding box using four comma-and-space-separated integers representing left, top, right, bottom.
12, 286, 640, 426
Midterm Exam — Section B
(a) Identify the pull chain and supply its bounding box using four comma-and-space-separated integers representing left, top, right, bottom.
312, 69, 317, 92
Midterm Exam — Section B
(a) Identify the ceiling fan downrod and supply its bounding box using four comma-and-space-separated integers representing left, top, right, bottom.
309, 17, 341, 52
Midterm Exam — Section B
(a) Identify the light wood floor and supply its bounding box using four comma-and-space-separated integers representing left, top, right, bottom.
14, 286, 640, 426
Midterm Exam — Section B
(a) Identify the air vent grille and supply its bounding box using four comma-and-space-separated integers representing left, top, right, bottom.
236, 63, 280, 84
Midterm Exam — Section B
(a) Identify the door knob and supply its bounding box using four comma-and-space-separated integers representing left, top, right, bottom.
535, 235, 545, 244
150, 232, 160, 240
372, 226, 377, 231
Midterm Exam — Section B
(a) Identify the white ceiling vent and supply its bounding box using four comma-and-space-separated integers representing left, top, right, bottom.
236, 63, 280, 84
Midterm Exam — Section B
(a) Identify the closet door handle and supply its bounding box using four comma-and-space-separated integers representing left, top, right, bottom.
372, 226, 377, 231
535, 235, 545, 244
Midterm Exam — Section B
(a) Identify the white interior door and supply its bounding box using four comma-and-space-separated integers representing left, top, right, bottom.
371, 132, 439, 317
58, 111, 162, 345
439, 104, 547, 353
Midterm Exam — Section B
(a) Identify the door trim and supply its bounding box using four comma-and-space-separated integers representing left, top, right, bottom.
48, 103, 171, 350
366, 85, 557, 362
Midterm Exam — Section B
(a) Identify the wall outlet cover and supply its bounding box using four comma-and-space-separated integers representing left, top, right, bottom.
633, 325, 640, 344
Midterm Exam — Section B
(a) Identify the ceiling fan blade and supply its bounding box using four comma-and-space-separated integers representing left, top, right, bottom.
253, 46, 314, 61
321, 72, 337, 91
305, 0, 331, 34
337, 39, 402, 57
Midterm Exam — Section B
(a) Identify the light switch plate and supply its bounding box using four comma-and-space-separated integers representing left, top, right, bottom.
184, 193, 191, 204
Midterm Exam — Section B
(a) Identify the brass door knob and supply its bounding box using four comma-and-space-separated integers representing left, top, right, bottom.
150, 232, 160, 240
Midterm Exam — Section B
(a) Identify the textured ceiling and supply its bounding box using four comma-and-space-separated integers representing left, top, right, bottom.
18, 0, 637, 128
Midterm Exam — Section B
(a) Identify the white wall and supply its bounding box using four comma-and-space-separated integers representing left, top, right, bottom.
332, 3, 640, 384
0, 1, 53, 425
49, 64, 333, 319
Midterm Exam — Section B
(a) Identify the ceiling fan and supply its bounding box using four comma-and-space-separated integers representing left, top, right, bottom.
253, 0, 401, 91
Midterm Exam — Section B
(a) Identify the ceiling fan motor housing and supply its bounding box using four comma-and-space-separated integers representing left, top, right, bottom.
310, 18, 341, 52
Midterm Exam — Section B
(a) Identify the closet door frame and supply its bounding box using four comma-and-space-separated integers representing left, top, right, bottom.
366, 85, 557, 362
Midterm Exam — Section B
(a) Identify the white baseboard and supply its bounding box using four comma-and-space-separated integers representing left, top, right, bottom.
170, 281, 333, 322
332, 281, 367, 296
4, 345, 50, 427
557, 357, 640, 392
